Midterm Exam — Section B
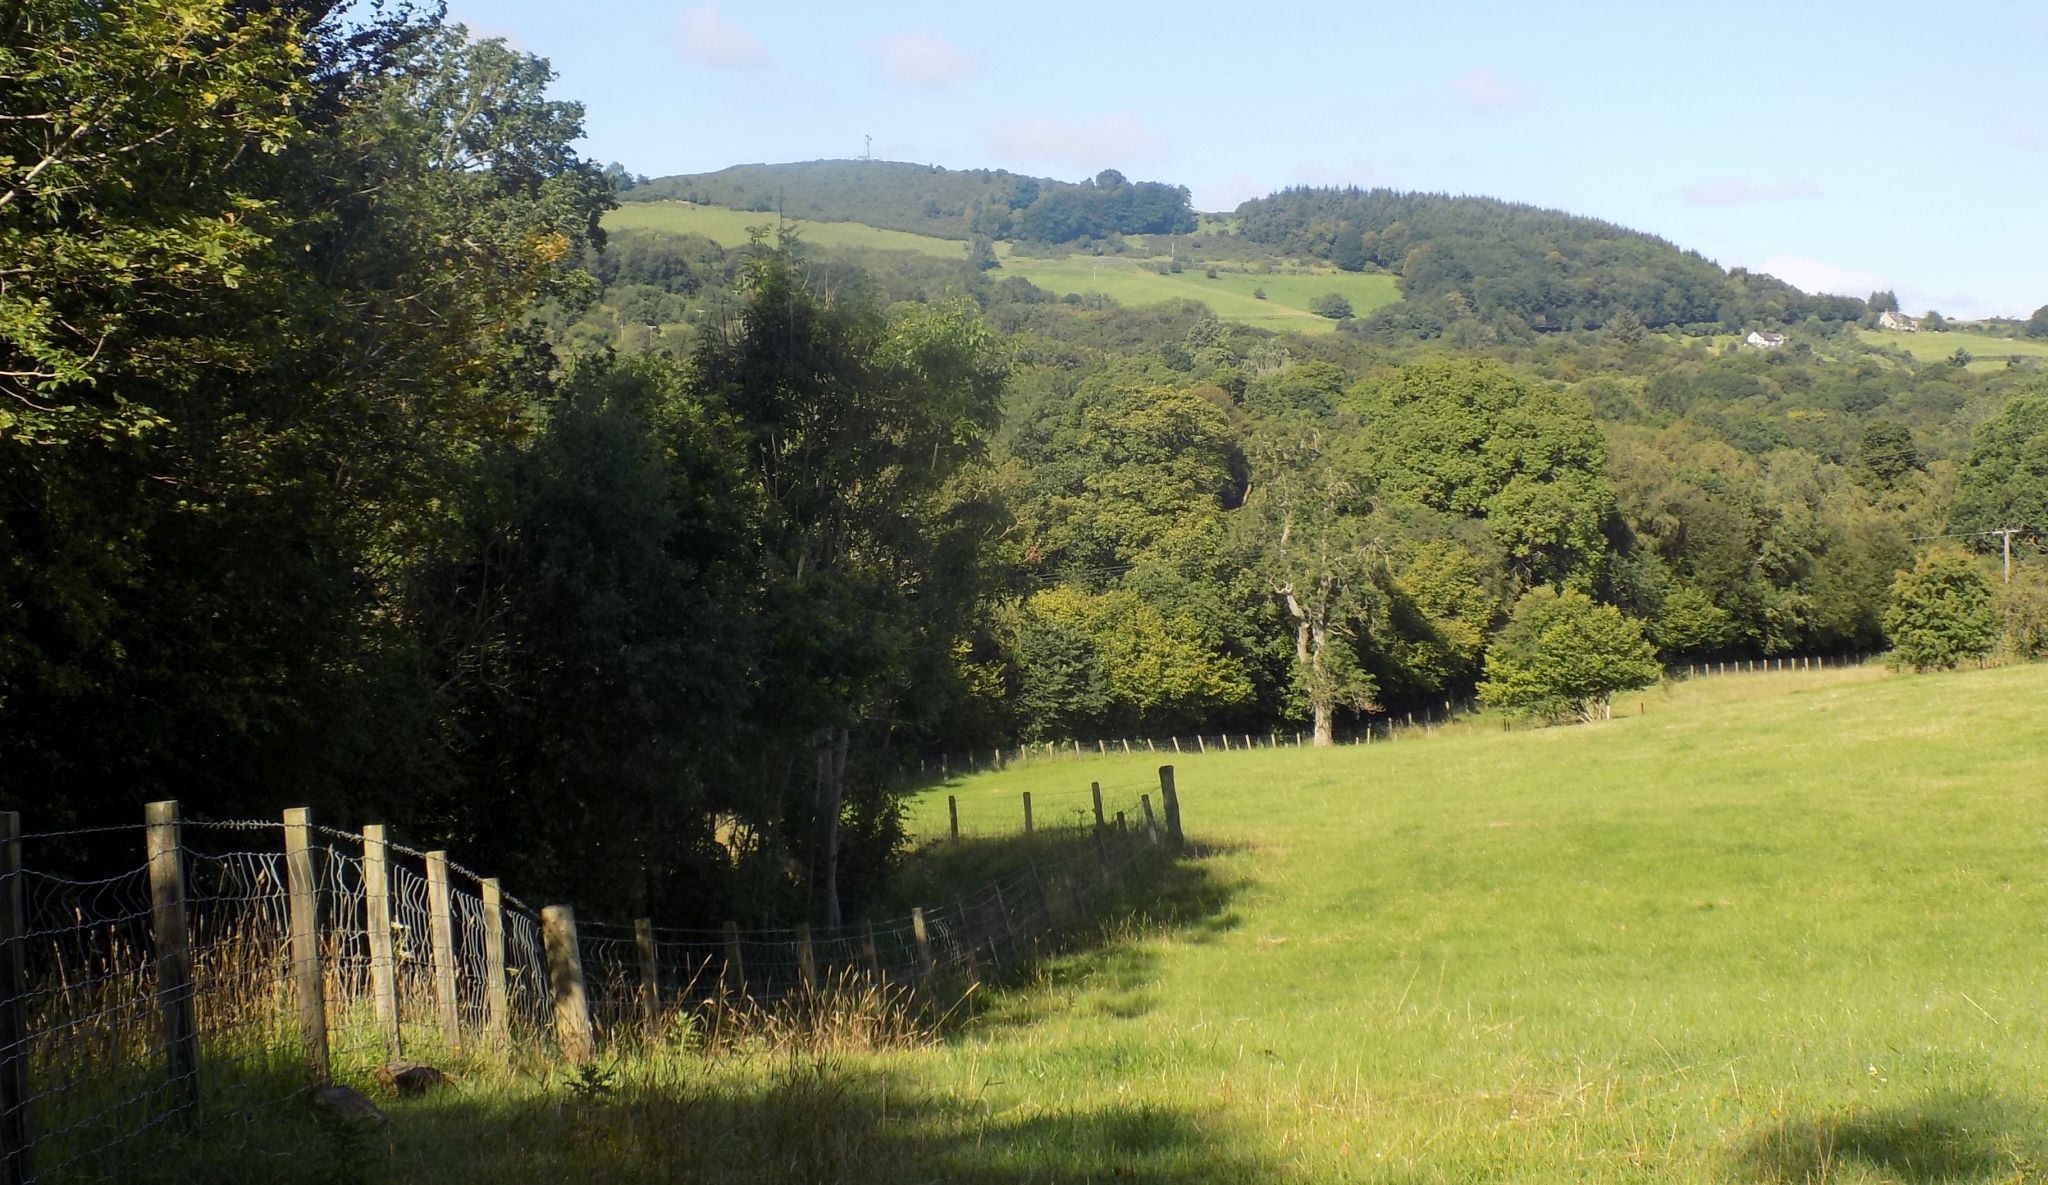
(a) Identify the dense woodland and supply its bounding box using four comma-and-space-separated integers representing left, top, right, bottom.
7, 5, 2048, 931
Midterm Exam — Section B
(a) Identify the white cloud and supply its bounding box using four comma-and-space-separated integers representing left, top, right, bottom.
875, 33, 976, 89
680, 4, 765, 69
987, 112, 1168, 173
1452, 68, 1534, 113
1682, 178, 1822, 206
1754, 255, 1889, 298
1194, 171, 1270, 212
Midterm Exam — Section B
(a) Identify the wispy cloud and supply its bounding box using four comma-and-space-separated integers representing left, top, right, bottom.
1452, 68, 1534, 113
987, 112, 1168, 172
680, 4, 765, 69
875, 33, 976, 89
1755, 255, 1888, 298
1681, 178, 1823, 206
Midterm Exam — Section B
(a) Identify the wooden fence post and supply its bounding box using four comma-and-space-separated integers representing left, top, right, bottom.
1022, 791, 1034, 836
861, 918, 882, 983
1196, 735, 1206, 754
722, 920, 744, 999
143, 801, 198, 1123
541, 905, 594, 1064
1, 812, 35, 1185
282, 807, 331, 1081
948, 795, 959, 843
1141, 795, 1158, 843
480, 878, 509, 1051
635, 918, 660, 1033
1091, 783, 1105, 830
910, 908, 934, 997
795, 923, 816, 996
424, 850, 460, 1051
361, 825, 401, 1059
1116, 811, 1128, 836
1158, 766, 1184, 851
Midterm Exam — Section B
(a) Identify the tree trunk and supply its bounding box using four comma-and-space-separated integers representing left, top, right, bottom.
815, 727, 850, 928
1288, 591, 1338, 748
1313, 701, 1334, 747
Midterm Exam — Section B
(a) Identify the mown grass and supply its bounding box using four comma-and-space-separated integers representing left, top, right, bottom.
996, 256, 1402, 333
1856, 327, 2048, 371
602, 201, 974, 260
146, 662, 2048, 1182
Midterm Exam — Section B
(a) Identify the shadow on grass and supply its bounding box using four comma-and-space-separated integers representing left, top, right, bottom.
879, 829, 1245, 1036
1739, 1089, 2042, 1183
140, 1056, 1284, 1185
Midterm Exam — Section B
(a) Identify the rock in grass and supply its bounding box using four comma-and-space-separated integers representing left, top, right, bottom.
310, 1084, 388, 1128
374, 1061, 450, 1096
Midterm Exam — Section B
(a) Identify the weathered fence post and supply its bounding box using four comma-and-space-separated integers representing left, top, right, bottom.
282, 807, 331, 1081
361, 825, 401, 1058
2, 812, 35, 1185
722, 920, 744, 999
948, 795, 959, 843
1158, 765, 1184, 851
1196, 735, 1206, 754
143, 801, 199, 1123
1091, 783, 1105, 830
1141, 795, 1158, 843
480, 878, 509, 1051
861, 918, 882, 983
635, 918, 660, 1033
424, 850, 461, 1050
1116, 811, 1128, 837
910, 908, 934, 997
795, 923, 816, 996
541, 905, 594, 1064
1022, 791, 1034, 836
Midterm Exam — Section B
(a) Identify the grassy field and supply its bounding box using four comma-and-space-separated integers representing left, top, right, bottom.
151, 661, 2048, 1182
604, 200, 974, 260
1857, 327, 2048, 371
601, 202, 1402, 333
997, 256, 1402, 334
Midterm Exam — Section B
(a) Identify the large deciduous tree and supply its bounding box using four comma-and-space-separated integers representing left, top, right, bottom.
1883, 550, 1997, 672
1478, 587, 1659, 723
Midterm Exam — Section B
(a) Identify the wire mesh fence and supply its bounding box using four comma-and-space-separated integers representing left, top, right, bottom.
0, 767, 1187, 1183
901, 652, 1881, 784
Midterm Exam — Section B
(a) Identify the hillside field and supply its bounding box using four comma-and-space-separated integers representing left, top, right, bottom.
1857, 326, 2048, 371
599, 202, 1403, 333
888, 661, 2048, 1182
166, 662, 2048, 1183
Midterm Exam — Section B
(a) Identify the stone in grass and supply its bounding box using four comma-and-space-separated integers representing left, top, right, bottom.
310, 1084, 389, 1128
375, 1061, 450, 1096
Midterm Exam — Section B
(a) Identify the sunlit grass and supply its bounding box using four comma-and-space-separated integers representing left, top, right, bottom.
144, 662, 2048, 1182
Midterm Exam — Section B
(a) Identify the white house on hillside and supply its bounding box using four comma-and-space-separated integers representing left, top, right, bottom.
1878, 310, 1919, 332
1745, 330, 1787, 349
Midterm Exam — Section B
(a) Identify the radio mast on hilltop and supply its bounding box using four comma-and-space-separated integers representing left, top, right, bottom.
862, 134, 872, 162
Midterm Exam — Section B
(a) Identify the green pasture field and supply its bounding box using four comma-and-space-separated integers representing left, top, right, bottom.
151, 662, 2048, 1183
997, 255, 1402, 333
603, 200, 973, 260
1857, 327, 2048, 371
601, 202, 1402, 333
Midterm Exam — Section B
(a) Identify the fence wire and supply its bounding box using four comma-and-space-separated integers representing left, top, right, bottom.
1, 778, 1182, 1182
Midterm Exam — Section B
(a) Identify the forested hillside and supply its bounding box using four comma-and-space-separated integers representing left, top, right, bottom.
1234, 187, 1864, 332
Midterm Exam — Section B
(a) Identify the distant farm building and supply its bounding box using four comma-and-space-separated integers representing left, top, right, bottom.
1877, 310, 1919, 332
1745, 330, 1787, 349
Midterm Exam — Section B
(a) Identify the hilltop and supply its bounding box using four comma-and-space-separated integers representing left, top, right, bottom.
622, 159, 1869, 336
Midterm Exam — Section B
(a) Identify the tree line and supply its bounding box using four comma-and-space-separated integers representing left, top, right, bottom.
8, 4, 2045, 932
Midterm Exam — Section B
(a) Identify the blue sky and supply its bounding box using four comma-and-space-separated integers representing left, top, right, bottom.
450, 0, 2047, 319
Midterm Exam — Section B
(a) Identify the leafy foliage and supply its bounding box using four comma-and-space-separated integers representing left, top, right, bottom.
1478, 588, 1660, 721
1883, 550, 1998, 672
